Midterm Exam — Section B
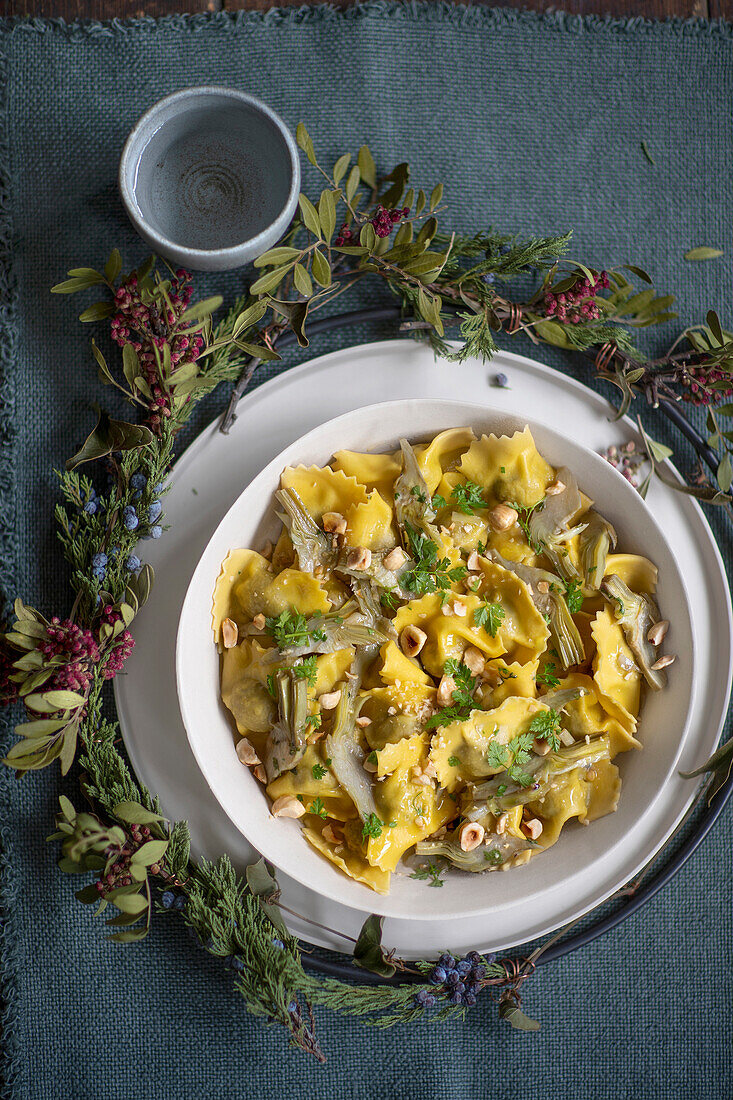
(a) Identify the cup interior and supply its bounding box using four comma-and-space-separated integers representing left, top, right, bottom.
124, 91, 294, 253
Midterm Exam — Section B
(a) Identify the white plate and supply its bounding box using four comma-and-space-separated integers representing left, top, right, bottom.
115, 340, 732, 958
176, 398, 695, 921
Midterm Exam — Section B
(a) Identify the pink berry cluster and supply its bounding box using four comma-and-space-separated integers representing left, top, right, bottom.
544, 271, 610, 325
40, 617, 101, 693
109, 269, 204, 431
99, 604, 135, 679
95, 823, 155, 895
682, 365, 733, 407
334, 205, 409, 246
600, 442, 645, 487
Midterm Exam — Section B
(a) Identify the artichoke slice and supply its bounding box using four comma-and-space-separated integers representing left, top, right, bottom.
263, 670, 309, 780
325, 655, 378, 823
602, 574, 666, 690
275, 487, 338, 576
579, 511, 617, 591
527, 467, 584, 580
489, 551, 585, 669
471, 734, 611, 813
414, 830, 535, 872
393, 438, 439, 545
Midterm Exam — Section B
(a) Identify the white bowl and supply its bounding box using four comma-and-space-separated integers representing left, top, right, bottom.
176, 399, 695, 920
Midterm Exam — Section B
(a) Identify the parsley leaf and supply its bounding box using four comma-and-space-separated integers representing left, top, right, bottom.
305, 713, 322, 731
410, 485, 428, 504
402, 523, 467, 597
409, 861, 445, 887
362, 813, 384, 840
474, 600, 505, 637
528, 708, 562, 752
564, 579, 584, 613
431, 493, 447, 510
451, 480, 486, 515
426, 660, 477, 729
486, 741, 509, 769
266, 608, 324, 650
536, 662, 560, 688
311, 762, 327, 780
506, 498, 546, 554
307, 797, 328, 819
265, 673, 277, 699
293, 655, 318, 687
448, 754, 460, 767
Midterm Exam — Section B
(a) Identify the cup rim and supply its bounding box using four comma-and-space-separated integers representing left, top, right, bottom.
118, 86, 301, 260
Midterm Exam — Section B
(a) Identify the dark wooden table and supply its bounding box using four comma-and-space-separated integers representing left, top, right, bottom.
2, 0, 731, 24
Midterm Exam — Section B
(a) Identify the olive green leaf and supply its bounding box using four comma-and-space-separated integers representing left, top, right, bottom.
333, 152, 351, 186
357, 145, 377, 190
181, 296, 223, 322
499, 991, 541, 1031
66, 403, 154, 471
246, 857, 288, 935
353, 913, 396, 978
78, 301, 114, 323
249, 265, 293, 296
113, 801, 166, 826
684, 247, 723, 261
293, 263, 313, 298
318, 189, 337, 242
104, 248, 122, 283
298, 194, 321, 238
295, 122, 317, 166
311, 249, 331, 288
252, 246, 302, 269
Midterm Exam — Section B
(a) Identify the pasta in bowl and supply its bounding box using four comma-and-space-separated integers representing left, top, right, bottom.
205, 415, 682, 899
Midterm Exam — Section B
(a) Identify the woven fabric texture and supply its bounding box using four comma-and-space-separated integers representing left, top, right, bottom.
0, 5, 732, 1098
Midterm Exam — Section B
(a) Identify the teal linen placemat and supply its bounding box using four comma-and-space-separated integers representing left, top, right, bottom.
1, 5, 732, 1098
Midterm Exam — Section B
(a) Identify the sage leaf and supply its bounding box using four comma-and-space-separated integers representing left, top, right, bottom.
113, 801, 165, 825
684, 247, 723, 261
353, 913, 396, 978
130, 839, 169, 866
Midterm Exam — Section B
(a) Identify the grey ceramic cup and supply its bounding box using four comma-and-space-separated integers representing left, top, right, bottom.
119, 87, 301, 272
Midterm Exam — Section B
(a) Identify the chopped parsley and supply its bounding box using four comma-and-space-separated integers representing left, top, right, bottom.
487, 729, 537, 786
451, 480, 486, 515
402, 523, 467, 597
484, 848, 503, 865
409, 861, 445, 887
468, 576, 482, 592
474, 600, 505, 637
266, 608, 326, 650
361, 813, 384, 840
265, 673, 277, 699
380, 588, 399, 610
477, 539, 486, 555
307, 797, 328, 819
410, 485, 428, 504
536, 661, 560, 688
305, 713, 322, 731
448, 754, 461, 767
528, 708, 562, 752
431, 493, 447, 510
311, 762, 327, 780
367, 750, 378, 765
293, 655, 318, 687
325, 756, 332, 766
564, 579, 584, 613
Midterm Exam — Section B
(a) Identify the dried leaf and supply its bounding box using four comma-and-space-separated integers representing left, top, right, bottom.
353, 913, 396, 978
66, 404, 154, 471
684, 247, 723, 261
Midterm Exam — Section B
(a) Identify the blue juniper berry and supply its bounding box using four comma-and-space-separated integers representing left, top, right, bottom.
413, 988, 436, 1009
91, 551, 107, 580
427, 951, 490, 1007
125, 554, 141, 573
494, 372, 509, 388
122, 505, 139, 532
130, 472, 147, 491
148, 500, 163, 523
